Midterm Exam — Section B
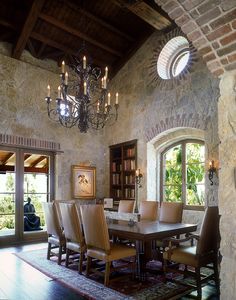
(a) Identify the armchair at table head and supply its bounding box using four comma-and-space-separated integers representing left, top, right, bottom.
159, 201, 183, 223
118, 200, 135, 213
80, 204, 136, 286
139, 200, 158, 221
42, 202, 65, 265
163, 206, 220, 299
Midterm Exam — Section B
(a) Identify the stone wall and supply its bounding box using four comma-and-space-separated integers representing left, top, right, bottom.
0, 43, 106, 200
218, 69, 236, 299
104, 31, 220, 212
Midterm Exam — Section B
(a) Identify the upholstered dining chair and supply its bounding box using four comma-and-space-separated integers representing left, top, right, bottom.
159, 201, 183, 223
80, 204, 136, 286
43, 202, 66, 265
118, 200, 135, 213
59, 202, 86, 273
139, 200, 158, 221
163, 206, 220, 299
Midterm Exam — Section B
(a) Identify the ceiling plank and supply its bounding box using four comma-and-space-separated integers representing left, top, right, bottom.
24, 154, 31, 161
30, 156, 46, 167
39, 13, 122, 57
0, 153, 14, 165
66, 1, 134, 42
12, 0, 45, 59
114, 0, 171, 30
37, 43, 46, 58
31, 31, 109, 67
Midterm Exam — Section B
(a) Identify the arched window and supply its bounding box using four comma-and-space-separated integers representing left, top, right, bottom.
160, 140, 205, 209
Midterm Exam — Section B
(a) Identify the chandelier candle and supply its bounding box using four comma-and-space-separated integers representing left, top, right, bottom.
44, 48, 119, 132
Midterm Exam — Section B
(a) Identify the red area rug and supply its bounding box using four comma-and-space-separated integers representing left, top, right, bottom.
15, 248, 194, 300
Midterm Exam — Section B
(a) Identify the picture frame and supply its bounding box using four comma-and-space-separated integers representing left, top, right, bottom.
72, 165, 96, 199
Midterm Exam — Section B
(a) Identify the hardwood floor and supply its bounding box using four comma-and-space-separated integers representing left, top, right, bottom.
0, 242, 219, 300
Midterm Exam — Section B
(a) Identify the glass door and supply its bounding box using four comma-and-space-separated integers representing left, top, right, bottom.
0, 149, 16, 238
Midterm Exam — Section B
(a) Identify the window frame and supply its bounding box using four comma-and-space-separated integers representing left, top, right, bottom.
160, 139, 205, 211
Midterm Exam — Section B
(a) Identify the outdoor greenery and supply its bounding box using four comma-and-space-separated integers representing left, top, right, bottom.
0, 173, 46, 231
164, 143, 205, 206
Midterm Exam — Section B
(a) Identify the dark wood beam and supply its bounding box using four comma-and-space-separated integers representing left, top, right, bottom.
12, 0, 45, 59
30, 156, 46, 167
0, 165, 48, 174
30, 31, 108, 68
37, 43, 46, 58
27, 39, 37, 57
0, 153, 14, 165
113, 0, 171, 30
24, 154, 31, 161
39, 13, 122, 57
66, 1, 135, 42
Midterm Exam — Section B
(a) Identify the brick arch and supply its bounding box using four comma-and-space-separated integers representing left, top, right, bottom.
155, 0, 236, 77
145, 112, 209, 142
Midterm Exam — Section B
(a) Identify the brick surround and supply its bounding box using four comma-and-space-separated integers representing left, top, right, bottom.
155, 0, 236, 77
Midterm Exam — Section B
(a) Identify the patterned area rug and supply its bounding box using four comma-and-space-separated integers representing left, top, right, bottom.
15, 249, 194, 300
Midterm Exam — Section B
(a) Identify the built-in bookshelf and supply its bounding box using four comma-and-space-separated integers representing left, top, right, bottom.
109, 139, 137, 210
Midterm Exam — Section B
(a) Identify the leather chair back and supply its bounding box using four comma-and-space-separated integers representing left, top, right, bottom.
43, 202, 63, 238
59, 203, 84, 244
197, 206, 219, 255
159, 202, 183, 223
80, 204, 110, 252
118, 200, 135, 213
139, 201, 158, 221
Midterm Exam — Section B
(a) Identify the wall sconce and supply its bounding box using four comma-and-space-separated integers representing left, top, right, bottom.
208, 160, 217, 185
135, 169, 143, 188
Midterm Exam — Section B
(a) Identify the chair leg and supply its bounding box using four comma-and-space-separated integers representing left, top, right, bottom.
213, 256, 220, 295
78, 251, 84, 274
47, 243, 51, 260
65, 248, 70, 267
58, 245, 63, 265
195, 267, 202, 299
183, 265, 188, 278
104, 261, 111, 286
86, 256, 92, 277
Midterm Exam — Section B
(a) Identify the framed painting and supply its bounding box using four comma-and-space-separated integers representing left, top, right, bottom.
72, 165, 96, 199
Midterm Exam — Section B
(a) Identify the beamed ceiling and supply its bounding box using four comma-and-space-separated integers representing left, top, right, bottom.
0, 0, 173, 77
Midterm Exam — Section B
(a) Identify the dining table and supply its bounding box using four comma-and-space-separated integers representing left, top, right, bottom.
107, 219, 197, 277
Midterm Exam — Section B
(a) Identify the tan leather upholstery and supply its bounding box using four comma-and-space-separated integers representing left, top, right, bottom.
80, 204, 136, 286
118, 200, 135, 213
59, 203, 86, 273
139, 201, 158, 221
163, 206, 220, 298
43, 202, 65, 264
159, 202, 183, 223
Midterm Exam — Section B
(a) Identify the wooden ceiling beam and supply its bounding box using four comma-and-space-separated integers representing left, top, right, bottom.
66, 1, 134, 42
12, 0, 45, 59
24, 154, 31, 161
30, 156, 46, 167
0, 165, 48, 174
113, 0, 171, 30
31, 31, 109, 68
39, 13, 122, 57
27, 39, 37, 57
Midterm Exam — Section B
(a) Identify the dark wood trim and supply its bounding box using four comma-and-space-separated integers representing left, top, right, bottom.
12, 0, 45, 59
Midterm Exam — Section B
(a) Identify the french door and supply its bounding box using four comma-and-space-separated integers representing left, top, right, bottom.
0, 146, 55, 245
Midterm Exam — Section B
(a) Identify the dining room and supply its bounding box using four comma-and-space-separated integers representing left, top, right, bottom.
0, 0, 236, 299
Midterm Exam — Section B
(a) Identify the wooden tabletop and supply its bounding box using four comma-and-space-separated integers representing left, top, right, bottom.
108, 220, 197, 241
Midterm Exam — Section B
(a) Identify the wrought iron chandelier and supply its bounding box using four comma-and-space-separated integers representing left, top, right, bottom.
45, 47, 119, 133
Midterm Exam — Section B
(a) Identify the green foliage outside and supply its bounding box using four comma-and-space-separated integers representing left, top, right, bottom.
0, 173, 46, 231
164, 143, 205, 206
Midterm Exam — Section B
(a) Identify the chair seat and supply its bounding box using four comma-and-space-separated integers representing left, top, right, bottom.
67, 241, 86, 252
163, 246, 198, 267
87, 243, 136, 262
48, 235, 66, 246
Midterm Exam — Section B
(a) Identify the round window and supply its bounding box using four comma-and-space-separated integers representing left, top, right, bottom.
157, 36, 190, 80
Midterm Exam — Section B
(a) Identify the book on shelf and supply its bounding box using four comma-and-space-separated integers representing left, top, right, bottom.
124, 174, 135, 184
112, 173, 120, 185
124, 188, 135, 198
112, 162, 122, 172
123, 159, 135, 171
125, 147, 135, 157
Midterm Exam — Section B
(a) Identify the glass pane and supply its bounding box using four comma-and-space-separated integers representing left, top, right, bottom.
186, 163, 205, 184
0, 150, 16, 236
164, 144, 182, 185
186, 184, 205, 206
163, 185, 182, 202
23, 153, 49, 232
186, 143, 205, 163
